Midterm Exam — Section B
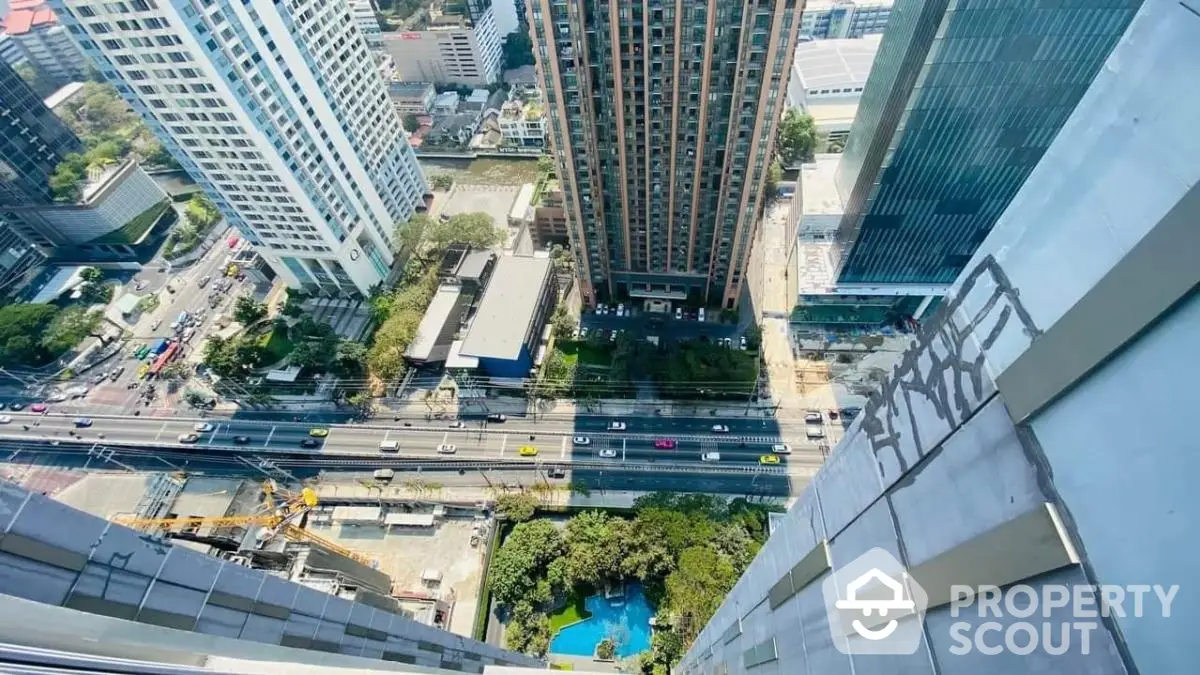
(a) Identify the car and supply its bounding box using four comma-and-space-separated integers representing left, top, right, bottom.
193, 422, 214, 432
806, 426, 826, 439
701, 451, 721, 463
151, 320, 162, 331
804, 411, 823, 424
771, 443, 792, 454
198, 275, 212, 288
547, 468, 567, 479
300, 438, 320, 448
29, 403, 45, 413
840, 407, 861, 419
178, 433, 199, 443
518, 445, 538, 457
308, 428, 329, 437
739, 336, 748, 350
437, 443, 457, 454
449, 421, 466, 429
487, 413, 507, 423
46, 393, 67, 403
597, 303, 607, 315
675, 307, 683, 319
607, 421, 626, 431
579, 327, 589, 338
233, 436, 252, 444
711, 424, 730, 433
572, 436, 591, 446
698, 308, 706, 322
759, 455, 781, 465
654, 438, 677, 449
610, 330, 618, 342
617, 303, 625, 317
0, 415, 11, 424
0, 403, 5, 411
73, 418, 93, 428
828, 409, 839, 420
598, 448, 618, 458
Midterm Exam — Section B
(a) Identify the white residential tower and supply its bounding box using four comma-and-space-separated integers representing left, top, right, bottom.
52, 0, 429, 296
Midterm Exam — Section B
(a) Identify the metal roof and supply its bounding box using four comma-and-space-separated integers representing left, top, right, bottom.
404, 284, 464, 362
794, 35, 881, 92
459, 255, 552, 362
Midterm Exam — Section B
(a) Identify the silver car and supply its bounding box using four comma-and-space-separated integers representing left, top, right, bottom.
598, 448, 618, 459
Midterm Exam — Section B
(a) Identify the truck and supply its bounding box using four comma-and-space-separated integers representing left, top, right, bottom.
151, 338, 170, 355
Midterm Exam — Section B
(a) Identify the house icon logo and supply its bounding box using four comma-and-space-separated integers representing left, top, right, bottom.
822, 548, 928, 655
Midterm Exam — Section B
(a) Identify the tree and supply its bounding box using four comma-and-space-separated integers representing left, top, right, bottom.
496, 493, 540, 522
80, 267, 103, 283
233, 295, 268, 325
159, 361, 192, 381
536, 349, 575, 399
743, 323, 762, 351
664, 546, 737, 644
504, 608, 551, 656
776, 108, 819, 165
401, 113, 419, 132
763, 159, 782, 200
393, 213, 432, 256
184, 194, 221, 230
489, 519, 564, 606
502, 28, 536, 70
562, 510, 626, 588
49, 161, 84, 203
426, 212, 503, 250
331, 340, 369, 378
42, 307, 103, 355
0, 304, 60, 366
428, 174, 454, 190
281, 292, 306, 318
203, 335, 264, 377
551, 305, 577, 341
596, 638, 617, 660
289, 317, 339, 369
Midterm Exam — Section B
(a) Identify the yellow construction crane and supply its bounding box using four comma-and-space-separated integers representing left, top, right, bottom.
113, 480, 373, 566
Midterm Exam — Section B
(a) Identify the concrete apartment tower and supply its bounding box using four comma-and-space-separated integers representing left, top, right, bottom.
678, 1, 1197, 673
528, 0, 803, 310
51, 0, 429, 296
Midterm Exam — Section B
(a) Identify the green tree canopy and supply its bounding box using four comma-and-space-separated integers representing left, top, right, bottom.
331, 340, 369, 378
233, 295, 267, 325
496, 492, 540, 522
776, 108, 819, 165
0, 304, 60, 366
42, 307, 103, 355
502, 28, 536, 69
664, 546, 738, 645
489, 519, 564, 606
550, 305, 577, 341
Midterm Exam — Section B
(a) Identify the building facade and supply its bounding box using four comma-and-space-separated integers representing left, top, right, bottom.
497, 94, 545, 147
348, 0, 383, 49
53, 0, 429, 297
1, 0, 89, 85
832, 0, 1140, 287
785, 35, 879, 149
380, 1, 503, 87
388, 82, 437, 115
678, 3, 1195, 673
0, 57, 83, 208
529, 0, 802, 310
799, 0, 892, 40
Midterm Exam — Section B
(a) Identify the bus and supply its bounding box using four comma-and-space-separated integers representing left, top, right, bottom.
151, 338, 170, 355
148, 340, 180, 376
133, 344, 150, 360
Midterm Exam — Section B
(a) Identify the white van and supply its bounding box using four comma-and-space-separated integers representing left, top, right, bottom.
373, 469, 395, 481
701, 451, 721, 463
378, 440, 400, 452
806, 426, 825, 440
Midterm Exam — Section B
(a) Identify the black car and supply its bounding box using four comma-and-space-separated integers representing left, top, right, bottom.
300, 438, 320, 448
8, 402, 24, 411
487, 413, 507, 422
233, 435, 252, 444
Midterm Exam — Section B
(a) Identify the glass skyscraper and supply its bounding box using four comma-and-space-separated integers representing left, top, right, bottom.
832, 0, 1141, 285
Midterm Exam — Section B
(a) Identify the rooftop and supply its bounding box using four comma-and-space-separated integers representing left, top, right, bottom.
42, 81, 84, 111
388, 81, 434, 98
2, 0, 58, 35
794, 35, 881, 92
404, 284, 464, 362
801, 154, 846, 217
459, 255, 552, 362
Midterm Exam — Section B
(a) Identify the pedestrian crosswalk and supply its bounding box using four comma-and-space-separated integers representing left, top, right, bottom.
621, 433, 782, 444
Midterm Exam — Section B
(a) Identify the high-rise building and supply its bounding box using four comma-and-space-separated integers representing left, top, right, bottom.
0, 0, 89, 85
53, 0, 429, 296
799, 0, 893, 40
832, 0, 1139, 287
381, 0, 504, 87
0, 481, 542, 672
528, 0, 802, 310
678, 2, 1195, 672
348, 0, 383, 50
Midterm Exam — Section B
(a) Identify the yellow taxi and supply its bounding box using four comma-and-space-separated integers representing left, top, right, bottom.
518, 445, 538, 457
308, 428, 330, 438
758, 455, 781, 465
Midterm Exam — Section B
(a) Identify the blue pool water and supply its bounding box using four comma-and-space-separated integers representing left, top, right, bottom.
549, 584, 654, 658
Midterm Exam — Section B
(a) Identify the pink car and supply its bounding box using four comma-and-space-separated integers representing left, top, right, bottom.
654, 439, 677, 450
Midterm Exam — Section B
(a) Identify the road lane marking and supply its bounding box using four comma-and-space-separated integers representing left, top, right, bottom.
622, 438, 627, 461
383, 430, 390, 442
560, 436, 567, 458
154, 422, 167, 441
499, 434, 507, 457
441, 432, 449, 448
264, 425, 275, 447
206, 424, 218, 445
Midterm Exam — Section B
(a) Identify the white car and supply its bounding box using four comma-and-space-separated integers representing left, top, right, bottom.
0, 415, 11, 424
675, 307, 683, 319
805, 411, 823, 424
437, 444, 457, 454
806, 426, 826, 440
178, 433, 199, 443
572, 436, 591, 446
711, 424, 730, 433
701, 451, 721, 463
193, 423, 214, 432
772, 443, 792, 455
449, 421, 466, 429
46, 393, 67, 403
598, 448, 618, 458
607, 421, 626, 431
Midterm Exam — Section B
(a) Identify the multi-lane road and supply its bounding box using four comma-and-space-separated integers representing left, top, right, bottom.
0, 409, 833, 495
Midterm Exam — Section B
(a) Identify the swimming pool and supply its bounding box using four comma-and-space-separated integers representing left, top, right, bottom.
549, 584, 654, 658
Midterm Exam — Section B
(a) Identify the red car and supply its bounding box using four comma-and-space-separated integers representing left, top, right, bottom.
654, 438, 677, 449
30, 403, 47, 413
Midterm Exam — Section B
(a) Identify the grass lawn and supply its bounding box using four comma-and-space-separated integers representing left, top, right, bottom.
256, 325, 294, 364
548, 590, 592, 634
557, 340, 612, 368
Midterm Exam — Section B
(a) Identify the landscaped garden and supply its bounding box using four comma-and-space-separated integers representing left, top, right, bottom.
486, 493, 781, 673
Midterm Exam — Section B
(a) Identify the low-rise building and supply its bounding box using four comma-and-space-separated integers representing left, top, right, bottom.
406, 246, 496, 365
786, 35, 880, 149
498, 93, 546, 147
41, 81, 84, 114
458, 254, 555, 378
1, 0, 88, 85
380, 1, 503, 86
388, 81, 436, 115
530, 178, 569, 248
431, 90, 460, 116
424, 112, 480, 149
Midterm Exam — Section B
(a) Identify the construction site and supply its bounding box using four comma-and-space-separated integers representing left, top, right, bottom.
31, 470, 495, 638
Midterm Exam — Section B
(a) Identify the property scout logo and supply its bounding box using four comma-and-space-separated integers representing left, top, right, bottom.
822, 547, 1179, 656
